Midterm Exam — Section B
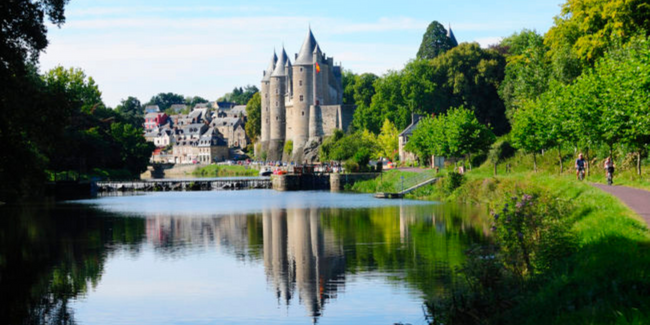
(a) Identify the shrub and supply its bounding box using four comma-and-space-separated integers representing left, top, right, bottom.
443, 172, 464, 194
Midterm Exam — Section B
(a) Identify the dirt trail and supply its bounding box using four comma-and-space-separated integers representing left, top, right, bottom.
592, 183, 650, 226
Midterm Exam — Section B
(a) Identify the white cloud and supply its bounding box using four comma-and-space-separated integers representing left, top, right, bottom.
474, 37, 503, 48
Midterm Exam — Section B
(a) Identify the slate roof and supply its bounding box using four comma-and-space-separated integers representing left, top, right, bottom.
399, 114, 424, 137
262, 50, 278, 82
294, 28, 318, 65
271, 48, 289, 77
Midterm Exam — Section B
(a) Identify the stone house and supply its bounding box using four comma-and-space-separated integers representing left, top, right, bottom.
211, 117, 249, 148
398, 114, 444, 167
197, 128, 229, 164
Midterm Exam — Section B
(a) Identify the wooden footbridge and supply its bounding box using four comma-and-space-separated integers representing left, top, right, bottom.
96, 177, 271, 192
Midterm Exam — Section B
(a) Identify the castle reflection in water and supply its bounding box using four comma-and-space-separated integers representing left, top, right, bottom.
142, 204, 487, 321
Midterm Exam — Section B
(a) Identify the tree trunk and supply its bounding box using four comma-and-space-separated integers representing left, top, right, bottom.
558, 145, 563, 174
533, 152, 537, 173
637, 151, 642, 176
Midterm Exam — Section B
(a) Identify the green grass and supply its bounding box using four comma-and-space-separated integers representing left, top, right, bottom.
351, 155, 650, 324
191, 165, 258, 177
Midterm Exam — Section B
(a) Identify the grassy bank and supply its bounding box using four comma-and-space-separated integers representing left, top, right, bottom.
351, 164, 650, 324
192, 165, 258, 177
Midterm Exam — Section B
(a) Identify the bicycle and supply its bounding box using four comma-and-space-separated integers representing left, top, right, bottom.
577, 168, 585, 181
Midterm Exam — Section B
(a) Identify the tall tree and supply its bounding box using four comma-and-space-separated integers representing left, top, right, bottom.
351, 73, 380, 133
377, 119, 399, 161
146, 92, 185, 111
115, 96, 143, 128
429, 43, 509, 135
417, 21, 456, 60
545, 0, 650, 75
245, 92, 262, 142
498, 30, 551, 120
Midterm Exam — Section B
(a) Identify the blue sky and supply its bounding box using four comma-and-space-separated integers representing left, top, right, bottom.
41, 0, 565, 107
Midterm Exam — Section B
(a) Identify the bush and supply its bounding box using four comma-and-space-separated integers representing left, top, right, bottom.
343, 160, 359, 173
444, 172, 464, 194
491, 192, 577, 276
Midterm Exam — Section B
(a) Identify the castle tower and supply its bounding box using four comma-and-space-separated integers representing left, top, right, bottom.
260, 51, 277, 155
291, 28, 318, 162
268, 48, 289, 161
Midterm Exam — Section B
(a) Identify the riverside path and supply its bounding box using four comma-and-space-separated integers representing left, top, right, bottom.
592, 184, 650, 227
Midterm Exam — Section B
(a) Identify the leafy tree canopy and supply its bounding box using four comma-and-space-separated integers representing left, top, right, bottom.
417, 21, 456, 60
245, 92, 261, 142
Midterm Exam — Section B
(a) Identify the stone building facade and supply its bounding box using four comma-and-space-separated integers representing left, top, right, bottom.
260, 29, 355, 162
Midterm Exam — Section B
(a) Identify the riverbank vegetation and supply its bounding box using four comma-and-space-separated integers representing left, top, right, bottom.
191, 165, 258, 177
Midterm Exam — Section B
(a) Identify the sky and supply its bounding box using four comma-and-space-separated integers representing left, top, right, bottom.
40, 0, 565, 108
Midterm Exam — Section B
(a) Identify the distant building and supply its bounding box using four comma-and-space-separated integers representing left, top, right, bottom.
145, 105, 161, 114
197, 128, 229, 163
211, 117, 248, 148
144, 112, 168, 130
398, 114, 444, 167
398, 114, 423, 163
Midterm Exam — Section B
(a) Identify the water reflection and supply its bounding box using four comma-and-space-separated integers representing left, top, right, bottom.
0, 192, 488, 324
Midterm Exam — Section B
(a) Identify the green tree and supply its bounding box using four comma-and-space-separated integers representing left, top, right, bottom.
341, 69, 357, 105
417, 21, 456, 60
510, 101, 551, 172
110, 122, 155, 176
146, 92, 185, 111
186, 96, 209, 108
351, 73, 380, 133
377, 119, 399, 161
369, 71, 409, 130
498, 30, 551, 120
406, 107, 494, 167
545, 0, 650, 69
115, 96, 143, 127
245, 92, 262, 142
219, 85, 259, 104
429, 43, 509, 135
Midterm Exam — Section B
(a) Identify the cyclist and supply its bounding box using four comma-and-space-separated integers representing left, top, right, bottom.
575, 153, 587, 180
603, 157, 615, 185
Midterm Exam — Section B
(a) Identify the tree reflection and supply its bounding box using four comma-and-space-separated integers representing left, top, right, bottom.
0, 200, 488, 324
0, 204, 145, 325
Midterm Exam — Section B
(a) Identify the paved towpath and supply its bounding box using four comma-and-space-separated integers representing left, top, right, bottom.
592, 184, 650, 226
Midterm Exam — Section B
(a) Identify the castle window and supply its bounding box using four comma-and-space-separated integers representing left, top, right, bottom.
300, 67, 303, 72
276, 101, 279, 107
300, 95, 304, 102
302, 111, 305, 116
265, 93, 268, 98
299, 80, 302, 86
276, 116, 278, 121
275, 89, 279, 95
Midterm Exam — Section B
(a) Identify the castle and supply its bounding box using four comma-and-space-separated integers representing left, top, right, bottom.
260, 28, 354, 162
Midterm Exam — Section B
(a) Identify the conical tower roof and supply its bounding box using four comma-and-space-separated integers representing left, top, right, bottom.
295, 28, 318, 65
262, 50, 278, 81
272, 48, 289, 77
447, 24, 458, 47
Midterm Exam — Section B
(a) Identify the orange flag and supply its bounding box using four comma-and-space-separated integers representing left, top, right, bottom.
315, 62, 321, 74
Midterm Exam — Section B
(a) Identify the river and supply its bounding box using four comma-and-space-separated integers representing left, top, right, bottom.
0, 190, 489, 324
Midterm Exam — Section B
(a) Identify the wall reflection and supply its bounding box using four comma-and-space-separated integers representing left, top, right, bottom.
139, 203, 488, 321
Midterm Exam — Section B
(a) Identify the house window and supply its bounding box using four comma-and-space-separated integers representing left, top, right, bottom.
265, 93, 268, 98
300, 95, 304, 102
